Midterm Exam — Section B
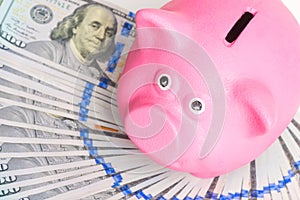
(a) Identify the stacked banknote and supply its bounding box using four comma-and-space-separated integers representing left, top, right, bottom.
0, 0, 147, 199
0, 0, 299, 200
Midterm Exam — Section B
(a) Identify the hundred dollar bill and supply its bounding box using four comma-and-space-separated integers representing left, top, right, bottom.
0, 0, 133, 131
0, 0, 135, 85
0, 0, 136, 199
0, 61, 123, 131
0, 105, 114, 199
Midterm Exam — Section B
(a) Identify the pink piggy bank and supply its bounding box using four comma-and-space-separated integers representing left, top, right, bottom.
117, 0, 300, 178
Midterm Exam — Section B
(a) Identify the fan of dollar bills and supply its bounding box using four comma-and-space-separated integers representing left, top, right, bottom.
0, 0, 299, 199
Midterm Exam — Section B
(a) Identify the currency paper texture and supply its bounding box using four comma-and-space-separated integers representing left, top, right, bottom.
0, 0, 137, 199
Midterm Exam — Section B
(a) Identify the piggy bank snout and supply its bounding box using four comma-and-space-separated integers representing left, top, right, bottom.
124, 84, 181, 145
123, 84, 205, 169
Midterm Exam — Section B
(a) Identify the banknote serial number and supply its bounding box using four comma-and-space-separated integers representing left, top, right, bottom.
46, 0, 71, 10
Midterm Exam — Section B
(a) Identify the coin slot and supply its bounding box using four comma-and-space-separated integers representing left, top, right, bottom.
225, 11, 255, 45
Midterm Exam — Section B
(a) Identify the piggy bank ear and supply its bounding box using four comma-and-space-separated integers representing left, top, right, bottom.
232, 80, 276, 136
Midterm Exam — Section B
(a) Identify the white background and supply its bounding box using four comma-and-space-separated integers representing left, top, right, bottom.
104, 0, 300, 24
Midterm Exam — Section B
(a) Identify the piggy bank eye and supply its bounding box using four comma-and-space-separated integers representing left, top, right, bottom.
157, 74, 171, 90
189, 98, 205, 115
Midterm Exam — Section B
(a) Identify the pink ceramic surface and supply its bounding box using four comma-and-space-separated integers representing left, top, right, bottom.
117, 0, 300, 178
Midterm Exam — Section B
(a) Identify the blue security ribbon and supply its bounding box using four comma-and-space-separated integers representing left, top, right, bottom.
107, 42, 125, 73
98, 77, 109, 89
88, 148, 98, 157
120, 185, 132, 195
135, 190, 152, 200
269, 183, 278, 192
121, 22, 133, 37
233, 192, 241, 199
112, 173, 123, 188
241, 189, 248, 198
78, 98, 91, 108
79, 113, 88, 122
80, 128, 89, 138
95, 157, 105, 165
171, 196, 179, 200
157, 195, 167, 200
128, 11, 135, 19
81, 93, 92, 102
83, 138, 93, 147
79, 82, 94, 122
277, 180, 285, 189
294, 161, 300, 170
102, 162, 116, 175
205, 191, 218, 199
263, 186, 270, 194
79, 106, 89, 115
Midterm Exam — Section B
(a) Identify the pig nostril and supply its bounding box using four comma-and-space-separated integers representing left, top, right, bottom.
157, 74, 171, 90
189, 98, 205, 115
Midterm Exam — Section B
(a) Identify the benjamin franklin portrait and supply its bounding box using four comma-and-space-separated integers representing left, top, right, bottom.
26, 2, 118, 85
